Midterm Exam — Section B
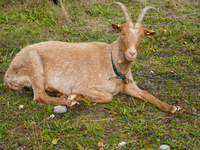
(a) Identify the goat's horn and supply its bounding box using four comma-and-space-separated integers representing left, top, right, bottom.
137, 6, 158, 23
111, 2, 132, 21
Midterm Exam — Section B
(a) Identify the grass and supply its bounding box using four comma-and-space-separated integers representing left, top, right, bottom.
0, 0, 200, 149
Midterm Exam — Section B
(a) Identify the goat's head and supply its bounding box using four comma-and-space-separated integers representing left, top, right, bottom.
111, 2, 158, 62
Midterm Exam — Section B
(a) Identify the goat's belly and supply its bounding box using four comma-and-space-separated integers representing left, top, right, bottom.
94, 81, 123, 95
45, 76, 74, 95
45, 75, 123, 96
43, 59, 123, 96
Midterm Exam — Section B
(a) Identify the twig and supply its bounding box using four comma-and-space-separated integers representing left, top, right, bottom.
131, 97, 137, 106
60, 0, 71, 23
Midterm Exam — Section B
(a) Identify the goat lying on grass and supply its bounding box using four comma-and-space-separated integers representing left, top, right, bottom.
4, 2, 180, 113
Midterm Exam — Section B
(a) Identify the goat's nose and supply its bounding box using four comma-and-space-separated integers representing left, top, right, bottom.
129, 51, 135, 57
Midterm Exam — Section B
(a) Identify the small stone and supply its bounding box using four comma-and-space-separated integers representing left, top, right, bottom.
54, 105, 67, 113
50, 114, 55, 118
19, 105, 24, 109
158, 145, 170, 150
118, 142, 126, 147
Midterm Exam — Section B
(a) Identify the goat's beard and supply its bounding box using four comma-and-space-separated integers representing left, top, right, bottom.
118, 54, 135, 64
125, 56, 135, 62
124, 52, 137, 62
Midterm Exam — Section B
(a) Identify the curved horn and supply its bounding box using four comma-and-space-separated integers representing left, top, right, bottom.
111, 2, 132, 21
137, 6, 158, 23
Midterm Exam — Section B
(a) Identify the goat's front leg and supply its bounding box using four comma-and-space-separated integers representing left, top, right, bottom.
123, 81, 180, 113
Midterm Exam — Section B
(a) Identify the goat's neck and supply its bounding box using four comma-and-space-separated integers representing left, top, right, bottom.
110, 37, 132, 75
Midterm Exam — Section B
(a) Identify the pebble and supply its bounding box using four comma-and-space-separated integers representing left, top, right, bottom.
54, 105, 67, 113
158, 145, 170, 150
50, 114, 55, 118
118, 142, 126, 147
19, 105, 24, 109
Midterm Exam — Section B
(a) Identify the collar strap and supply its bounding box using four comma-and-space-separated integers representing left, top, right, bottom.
109, 53, 127, 80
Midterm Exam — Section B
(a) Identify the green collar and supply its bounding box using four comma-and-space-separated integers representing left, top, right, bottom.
109, 53, 130, 84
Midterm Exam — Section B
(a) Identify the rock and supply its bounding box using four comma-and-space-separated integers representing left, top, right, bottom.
19, 105, 24, 109
118, 142, 126, 147
54, 105, 67, 113
50, 114, 55, 118
158, 145, 170, 150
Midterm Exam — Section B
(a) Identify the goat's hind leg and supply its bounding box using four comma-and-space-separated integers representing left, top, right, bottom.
23, 49, 78, 107
70, 88, 113, 103
48, 92, 68, 98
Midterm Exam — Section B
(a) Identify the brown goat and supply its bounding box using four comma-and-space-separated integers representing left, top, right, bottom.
4, 2, 180, 113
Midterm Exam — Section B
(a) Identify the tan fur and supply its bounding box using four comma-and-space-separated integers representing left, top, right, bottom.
4, 5, 180, 113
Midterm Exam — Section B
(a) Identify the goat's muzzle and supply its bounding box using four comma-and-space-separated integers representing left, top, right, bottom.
129, 51, 136, 57
124, 48, 137, 61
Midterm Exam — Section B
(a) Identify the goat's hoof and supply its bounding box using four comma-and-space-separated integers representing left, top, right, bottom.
68, 94, 78, 100
171, 106, 182, 114
69, 101, 79, 107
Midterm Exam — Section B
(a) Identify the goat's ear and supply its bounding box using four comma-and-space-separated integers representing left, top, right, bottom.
144, 29, 156, 36
111, 24, 121, 32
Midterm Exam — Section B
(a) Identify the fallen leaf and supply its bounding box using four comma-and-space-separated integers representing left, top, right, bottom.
52, 138, 58, 145
150, 70, 154, 74
31, 121, 36, 125
75, 142, 83, 149
39, 127, 44, 130
97, 141, 104, 148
